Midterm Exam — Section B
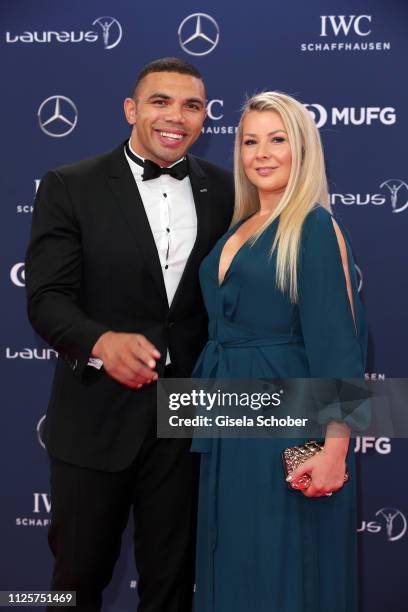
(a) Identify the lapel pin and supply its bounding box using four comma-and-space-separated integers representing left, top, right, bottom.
200, 188, 208, 193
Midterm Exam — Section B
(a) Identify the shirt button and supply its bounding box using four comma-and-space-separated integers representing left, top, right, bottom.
166, 228, 170, 233
164, 264, 169, 270
163, 193, 167, 198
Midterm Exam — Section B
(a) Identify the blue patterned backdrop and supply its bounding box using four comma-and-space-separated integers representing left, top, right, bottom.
1, 0, 407, 610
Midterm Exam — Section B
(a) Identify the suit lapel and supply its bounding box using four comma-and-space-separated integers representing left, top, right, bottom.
104, 143, 168, 304
168, 155, 211, 315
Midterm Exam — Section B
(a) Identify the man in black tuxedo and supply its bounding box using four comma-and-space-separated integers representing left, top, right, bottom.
25, 57, 233, 611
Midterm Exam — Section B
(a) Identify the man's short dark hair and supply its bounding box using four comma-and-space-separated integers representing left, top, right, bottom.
132, 57, 206, 98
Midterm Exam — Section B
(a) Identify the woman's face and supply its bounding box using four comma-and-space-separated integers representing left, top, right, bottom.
241, 110, 292, 199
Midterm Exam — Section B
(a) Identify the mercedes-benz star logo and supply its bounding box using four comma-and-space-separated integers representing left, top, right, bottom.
92, 16, 123, 50
38, 95, 78, 138
178, 13, 220, 56
380, 179, 408, 214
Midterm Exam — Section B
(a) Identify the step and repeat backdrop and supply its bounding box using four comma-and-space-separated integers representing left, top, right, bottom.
1, 0, 407, 610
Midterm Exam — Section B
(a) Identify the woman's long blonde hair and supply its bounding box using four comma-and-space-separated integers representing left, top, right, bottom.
232, 91, 330, 302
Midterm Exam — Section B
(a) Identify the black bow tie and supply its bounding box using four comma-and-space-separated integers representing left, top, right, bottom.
125, 142, 189, 181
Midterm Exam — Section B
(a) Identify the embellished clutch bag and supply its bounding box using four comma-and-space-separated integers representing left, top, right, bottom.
282, 440, 349, 491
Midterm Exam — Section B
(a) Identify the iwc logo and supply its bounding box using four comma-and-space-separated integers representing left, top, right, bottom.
365, 373, 386, 380
300, 15, 391, 53
16, 493, 51, 527
202, 99, 237, 136
16, 179, 40, 214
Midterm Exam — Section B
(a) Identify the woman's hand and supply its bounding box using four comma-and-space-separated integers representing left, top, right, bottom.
287, 424, 351, 498
287, 447, 347, 497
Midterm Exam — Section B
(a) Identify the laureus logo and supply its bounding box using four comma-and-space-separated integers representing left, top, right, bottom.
358, 507, 407, 542
380, 179, 408, 214
5, 16, 122, 49
330, 179, 408, 213
92, 17, 122, 50
376, 508, 407, 542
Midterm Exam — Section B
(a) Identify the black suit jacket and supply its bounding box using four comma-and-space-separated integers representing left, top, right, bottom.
26, 142, 234, 471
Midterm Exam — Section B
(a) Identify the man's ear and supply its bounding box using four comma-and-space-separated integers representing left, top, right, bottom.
124, 97, 137, 125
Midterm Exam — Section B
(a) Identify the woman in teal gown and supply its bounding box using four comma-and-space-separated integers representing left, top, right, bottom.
191, 92, 367, 612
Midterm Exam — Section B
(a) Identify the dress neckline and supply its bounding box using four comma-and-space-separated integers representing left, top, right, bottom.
218, 219, 248, 287
218, 216, 278, 287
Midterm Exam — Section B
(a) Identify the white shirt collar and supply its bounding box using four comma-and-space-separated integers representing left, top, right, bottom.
125, 139, 186, 178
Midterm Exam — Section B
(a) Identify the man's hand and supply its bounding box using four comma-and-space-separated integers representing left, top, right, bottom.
92, 331, 161, 389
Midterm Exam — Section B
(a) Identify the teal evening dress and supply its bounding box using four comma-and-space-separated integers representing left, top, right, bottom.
191, 206, 367, 612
